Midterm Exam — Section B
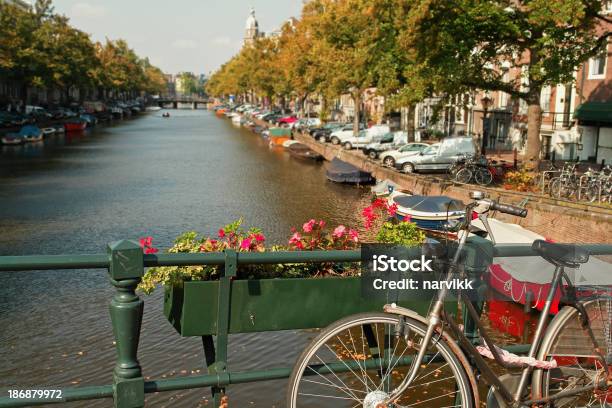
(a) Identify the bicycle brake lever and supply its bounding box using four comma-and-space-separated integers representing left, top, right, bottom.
479, 213, 495, 246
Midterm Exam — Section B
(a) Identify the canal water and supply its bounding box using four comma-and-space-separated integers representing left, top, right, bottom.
0, 110, 373, 407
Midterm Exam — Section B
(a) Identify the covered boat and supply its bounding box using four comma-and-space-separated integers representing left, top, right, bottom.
390, 193, 465, 231
3, 125, 42, 144
288, 143, 324, 161
268, 128, 292, 146
326, 157, 373, 184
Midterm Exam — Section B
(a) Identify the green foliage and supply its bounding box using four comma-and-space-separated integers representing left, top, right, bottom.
375, 221, 426, 247
0, 1, 166, 100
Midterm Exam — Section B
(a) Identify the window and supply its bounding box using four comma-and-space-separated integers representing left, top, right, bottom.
589, 46, 608, 79
604, 1, 612, 14
540, 86, 552, 115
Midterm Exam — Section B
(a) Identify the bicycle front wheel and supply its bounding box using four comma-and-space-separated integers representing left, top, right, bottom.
532, 298, 612, 407
475, 168, 493, 186
455, 168, 473, 184
287, 312, 475, 408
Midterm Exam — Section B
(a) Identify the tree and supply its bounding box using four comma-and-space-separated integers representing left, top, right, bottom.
404, 0, 611, 166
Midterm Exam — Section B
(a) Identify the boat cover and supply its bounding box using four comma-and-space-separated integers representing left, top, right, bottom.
269, 128, 291, 137
19, 125, 41, 136
326, 157, 373, 184
393, 195, 464, 214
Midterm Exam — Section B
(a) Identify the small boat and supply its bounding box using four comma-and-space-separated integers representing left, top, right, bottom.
1, 133, 24, 145
162, 112, 170, 118
231, 115, 243, 125
3, 125, 42, 145
79, 113, 97, 127
42, 127, 57, 136
146, 106, 161, 112
389, 193, 465, 231
268, 128, 292, 147
64, 119, 87, 131
326, 157, 373, 184
288, 143, 324, 162
371, 179, 399, 197
282, 140, 300, 148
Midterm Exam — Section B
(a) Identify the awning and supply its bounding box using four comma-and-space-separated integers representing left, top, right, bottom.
574, 102, 612, 124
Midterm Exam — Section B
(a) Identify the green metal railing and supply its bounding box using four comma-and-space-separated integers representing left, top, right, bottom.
0, 240, 611, 408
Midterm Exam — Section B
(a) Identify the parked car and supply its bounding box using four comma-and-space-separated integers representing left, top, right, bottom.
395, 137, 478, 173
278, 115, 298, 126
328, 123, 368, 145
334, 125, 391, 149
292, 117, 321, 131
310, 122, 345, 142
380, 142, 430, 167
362, 131, 408, 159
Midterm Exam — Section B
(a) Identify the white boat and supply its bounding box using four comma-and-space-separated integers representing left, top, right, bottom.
42, 127, 56, 136
146, 106, 161, 112
282, 139, 300, 148
231, 114, 243, 124
388, 192, 465, 230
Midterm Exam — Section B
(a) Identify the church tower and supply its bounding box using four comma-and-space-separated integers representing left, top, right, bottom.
244, 7, 259, 46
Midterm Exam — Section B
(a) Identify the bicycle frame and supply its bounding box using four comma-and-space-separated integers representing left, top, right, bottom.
384, 202, 609, 406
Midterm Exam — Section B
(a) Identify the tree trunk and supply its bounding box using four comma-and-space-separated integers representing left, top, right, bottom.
353, 91, 361, 136
406, 105, 415, 142
525, 90, 542, 170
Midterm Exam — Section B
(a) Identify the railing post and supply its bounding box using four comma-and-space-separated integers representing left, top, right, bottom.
108, 240, 145, 408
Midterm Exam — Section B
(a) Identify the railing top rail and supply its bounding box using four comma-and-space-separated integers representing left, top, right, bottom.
0, 243, 610, 272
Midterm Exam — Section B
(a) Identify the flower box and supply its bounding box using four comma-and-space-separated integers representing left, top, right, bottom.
164, 277, 444, 336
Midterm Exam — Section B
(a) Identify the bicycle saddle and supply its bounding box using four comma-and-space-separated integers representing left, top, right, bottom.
532, 240, 589, 268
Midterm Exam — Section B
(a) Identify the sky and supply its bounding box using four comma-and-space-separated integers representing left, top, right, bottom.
51, 1, 303, 75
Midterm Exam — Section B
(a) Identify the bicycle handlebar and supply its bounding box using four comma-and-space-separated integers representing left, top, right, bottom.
489, 201, 528, 218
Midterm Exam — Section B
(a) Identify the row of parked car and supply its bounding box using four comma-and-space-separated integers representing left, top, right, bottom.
229, 104, 323, 130
306, 122, 478, 174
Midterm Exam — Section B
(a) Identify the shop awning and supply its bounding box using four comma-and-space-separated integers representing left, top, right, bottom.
574, 102, 612, 124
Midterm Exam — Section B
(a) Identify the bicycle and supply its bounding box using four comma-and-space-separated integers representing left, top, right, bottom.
584, 166, 612, 204
287, 192, 610, 407
454, 155, 494, 186
549, 163, 580, 200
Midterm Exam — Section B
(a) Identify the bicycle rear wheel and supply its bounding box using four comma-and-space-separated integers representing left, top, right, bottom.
532, 298, 612, 407
287, 312, 475, 408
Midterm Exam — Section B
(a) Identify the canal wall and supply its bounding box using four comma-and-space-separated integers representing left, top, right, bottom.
290, 131, 612, 245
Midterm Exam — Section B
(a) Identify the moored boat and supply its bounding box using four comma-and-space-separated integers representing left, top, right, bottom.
389, 193, 465, 231
3, 125, 43, 144
282, 140, 300, 148
326, 157, 373, 184
42, 127, 57, 136
287, 143, 324, 162
1, 133, 24, 145
268, 128, 292, 147
64, 119, 87, 131
371, 179, 400, 197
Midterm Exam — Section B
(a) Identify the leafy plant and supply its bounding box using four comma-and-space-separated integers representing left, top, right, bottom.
375, 221, 426, 247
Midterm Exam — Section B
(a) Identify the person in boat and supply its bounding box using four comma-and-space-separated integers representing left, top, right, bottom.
162, 112, 170, 118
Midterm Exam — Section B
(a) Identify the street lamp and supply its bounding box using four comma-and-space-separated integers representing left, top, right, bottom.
481, 94, 494, 156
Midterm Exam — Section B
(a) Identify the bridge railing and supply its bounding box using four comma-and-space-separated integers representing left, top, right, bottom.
0, 241, 611, 408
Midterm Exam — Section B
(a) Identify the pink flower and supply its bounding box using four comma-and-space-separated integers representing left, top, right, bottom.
289, 232, 302, 245
332, 225, 347, 238
348, 229, 359, 242
218, 228, 226, 238
253, 233, 265, 242
318, 220, 326, 228
240, 238, 252, 250
403, 215, 411, 222
303, 219, 316, 233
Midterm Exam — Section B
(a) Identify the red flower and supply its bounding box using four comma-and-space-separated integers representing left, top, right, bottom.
348, 229, 359, 242
253, 233, 265, 242
139, 236, 158, 254
289, 232, 302, 245
218, 228, 226, 238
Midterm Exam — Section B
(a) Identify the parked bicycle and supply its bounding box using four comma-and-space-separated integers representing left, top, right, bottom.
454, 155, 494, 186
582, 165, 612, 203
549, 163, 580, 200
288, 192, 610, 408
